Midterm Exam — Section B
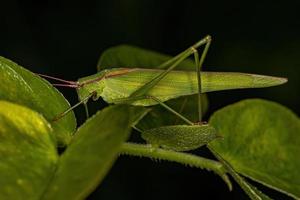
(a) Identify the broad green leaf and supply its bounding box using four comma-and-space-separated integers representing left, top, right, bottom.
97, 45, 208, 129
42, 105, 148, 200
0, 101, 58, 200
142, 124, 218, 151
210, 148, 272, 200
208, 99, 300, 199
0, 56, 76, 145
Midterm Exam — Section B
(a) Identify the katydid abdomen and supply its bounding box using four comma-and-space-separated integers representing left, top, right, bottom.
77, 68, 287, 106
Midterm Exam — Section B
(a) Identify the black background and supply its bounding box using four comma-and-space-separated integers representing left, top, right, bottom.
1, 0, 299, 199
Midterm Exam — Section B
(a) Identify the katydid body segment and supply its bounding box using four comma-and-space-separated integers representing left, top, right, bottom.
76, 68, 287, 106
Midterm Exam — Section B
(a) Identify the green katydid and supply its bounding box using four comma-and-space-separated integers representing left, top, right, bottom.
38, 35, 287, 151
40, 35, 287, 125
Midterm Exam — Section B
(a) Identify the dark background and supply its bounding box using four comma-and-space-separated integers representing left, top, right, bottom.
1, 0, 299, 199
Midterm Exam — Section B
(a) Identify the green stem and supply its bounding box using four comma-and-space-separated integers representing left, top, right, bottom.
208, 147, 271, 199
120, 142, 232, 190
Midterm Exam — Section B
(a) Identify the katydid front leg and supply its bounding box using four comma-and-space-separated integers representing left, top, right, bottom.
52, 91, 97, 121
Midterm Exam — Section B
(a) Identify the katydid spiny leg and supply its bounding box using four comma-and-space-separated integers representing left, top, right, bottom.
111, 95, 194, 125
192, 36, 211, 122
128, 35, 212, 124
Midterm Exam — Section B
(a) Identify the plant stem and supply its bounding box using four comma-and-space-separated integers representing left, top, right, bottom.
208, 147, 271, 200
120, 142, 232, 190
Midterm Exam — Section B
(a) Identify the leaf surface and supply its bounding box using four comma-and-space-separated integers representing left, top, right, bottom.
0, 56, 76, 145
0, 101, 58, 200
209, 99, 300, 199
142, 124, 218, 151
42, 105, 148, 200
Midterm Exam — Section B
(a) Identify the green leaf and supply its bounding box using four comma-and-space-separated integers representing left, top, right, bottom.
97, 45, 208, 129
208, 99, 300, 199
0, 56, 76, 145
42, 105, 148, 200
0, 101, 58, 200
142, 124, 218, 151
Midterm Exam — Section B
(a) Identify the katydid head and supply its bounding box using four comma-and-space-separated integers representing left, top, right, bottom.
37, 71, 106, 121
36, 73, 82, 121
76, 71, 106, 103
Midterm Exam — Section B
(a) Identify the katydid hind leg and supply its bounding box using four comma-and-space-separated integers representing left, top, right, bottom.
173, 97, 188, 125
129, 35, 212, 99
193, 48, 203, 122
125, 36, 212, 126
192, 36, 211, 122
157, 35, 212, 69
111, 36, 212, 126
111, 95, 194, 125
157, 36, 211, 124
148, 95, 194, 125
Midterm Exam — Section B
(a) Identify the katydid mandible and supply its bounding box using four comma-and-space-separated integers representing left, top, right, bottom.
39, 36, 287, 124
